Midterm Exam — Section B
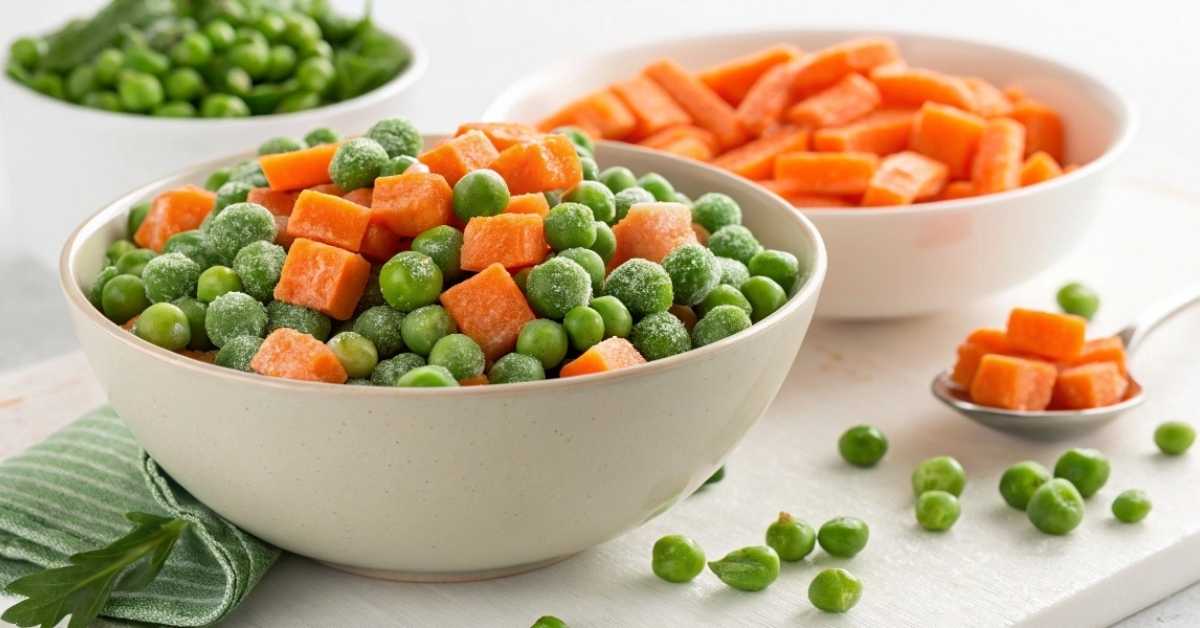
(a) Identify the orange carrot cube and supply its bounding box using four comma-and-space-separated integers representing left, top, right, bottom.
963, 77, 1013, 117
950, 328, 1017, 388
359, 223, 407, 264
910, 102, 986, 180
342, 187, 374, 207
1051, 362, 1128, 410
459, 374, 489, 386
418, 130, 500, 186
971, 118, 1026, 194
1019, 150, 1063, 186
287, 189, 371, 252
251, 328, 348, 384
505, 192, 551, 218
439, 263, 536, 361
134, 185, 215, 252
936, 181, 977, 201
537, 89, 637, 139
1010, 98, 1065, 162
489, 134, 583, 195
786, 73, 881, 128
461, 214, 548, 271
643, 58, 748, 150
862, 151, 948, 206
712, 126, 810, 180
259, 143, 338, 191
698, 44, 803, 106
773, 151, 880, 195
247, 188, 301, 216
610, 202, 698, 267
612, 75, 693, 140
969, 354, 1057, 411
1063, 336, 1128, 376
1006, 308, 1087, 360
455, 122, 542, 151
370, 171, 454, 237
560, 337, 647, 377
273, 238, 371, 320
811, 109, 916, 155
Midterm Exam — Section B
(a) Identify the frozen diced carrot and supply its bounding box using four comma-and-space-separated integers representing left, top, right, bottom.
440, 263, 536, 361
461, 213, 548, 271
287, 189, 371, 252
308, 183, 345, 196
811, 109, 915, 155
786, 73, 881, 128
643, 58, 748, 150
418, 130, 500, 186
489, 134, 583, 195
1010, 98, 1065, 162
691, 223, 710, 245
1020, 151, 1063, 186
639, 125, 718, 154
459, 374, 489, 386
181, 349, 216, 364
969, 354, 1057, 411
560, 337, 647, 377
370, 171, 454, 237
792, 38, 901, 93
273, 215, 294, 247
736, 58, 804, 137
273, 238, 371, 320
259, 143, 338, 191
1051, 363, 1128, 410
773, 152, 879, 195
966, 328, 1012, 352
134, 185, 215, 252
909, 102, 986, 180
759, 179, 853, 207
870, 66, 978, 112
610, 202, 698, 268
455, 122, 542, 151
698, 44, 803, 106
359, 223, 406, 263
1063, 336, 1128, 376
963, 77, 1012, 117
712, 126, 809, 180
971, 118, 1026, 194
654, 136, 715, 161
861, 151, 948, 206
342, 187, 374, 207
537, 89, 637, 140
612, 75, 693, 140
505, 192, 550, 218
1006, 308, 1087, 360
950, 328, 1017, 389
251, 328, 348, 384
936, 181, 977, 201
247, 188, 300, 216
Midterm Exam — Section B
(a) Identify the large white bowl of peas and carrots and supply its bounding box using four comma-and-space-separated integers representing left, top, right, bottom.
482, 29, 1136, 319
60, 123, 826, 579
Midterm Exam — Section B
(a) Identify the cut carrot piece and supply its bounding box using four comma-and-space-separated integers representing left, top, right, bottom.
639, 125, 718, 153
1003, 86, 1027, 103
1051, 363, 1128, 410
773, 152, 879, 195
712, 126, 809, 180
871, 66, 977, 112
505, 192, 550, 218
461, 213, 548, 271
439, 263, 536, 361
950, 328, 1017, 388
691, 223, 710, 245
307, 183, 345, 196
134, 185, 215, 252
936, 180, 977, 201
1010, 99, 1065, 162
969, 354, 1057, 411
786, 73, 881, 128
250, 328, 348, 384
459, 374, 489, 386
286, 189, 371, 252
611, 75, 693, 140
1020, 151, 1063, 186
811, 109, 915, 155
610, 202, 698, 268
909, 102, 986, 180
273, 215, 294, 248
560, 337, 647, 377
455, 122, 541, 151
359, 223, 406, 263
1006, 308, 1087, 360
963, 77, 1012, 117
181, 349, 217, 364
1063, 336, 1128, 376
861, 151, 948, 206
786, 193, 853, 208
736, 58, 804, 137
247, 188, 300, 216
654, 136, 715, 161
259, 143, 338, 191
698, 44, 803, 106
643, 58, 748, 150
273, 238, 371, 320
670, 304, 698, 331
342, 187, 374, 207
792, 38, 901, 93
536, 89, 637, 140
971, 117, 1026, 194
418, 130, 500, 186
489, 134, 583, 195
370, 171, 454, 237
966, 328, 1012, 352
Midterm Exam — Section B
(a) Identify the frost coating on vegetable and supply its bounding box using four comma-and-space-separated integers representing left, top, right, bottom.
232, 240, 285, 302
330, 137, 389, 191
205, 202, 276, 264
366, 117, 423, 158
215, 335, 263, 372
352, 306, 407, 358
371, 353, 427, 386
380, 251, 444, 313
257, 136, 304, 156
411, 226, 465, 281
327, 331, 379, 379
428, 333, 486, 380
555, 248, 605, 293
716, 256, 750, 288
708, 225, 762, 264
748, 249, 801, 293
631, 311, 690, 361
604, 259, 673, 318
662, 243, 720, 306
205, 291, 267, 348
400, 305, 456, 356
488, 353, 546, 384
163, 230, 218, 269
692, 305, 752, 347
141, 252, 201, 303
691, 192, 742, 233
265, 301, 331, 341
543, 202, 597, 251
613, 187, 654, 223
526, 257, 593, 320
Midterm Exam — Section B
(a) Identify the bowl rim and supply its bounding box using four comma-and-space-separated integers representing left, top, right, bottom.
481, 26, 1139, 218
59, 139, 828, 397
1, 26, 428, 126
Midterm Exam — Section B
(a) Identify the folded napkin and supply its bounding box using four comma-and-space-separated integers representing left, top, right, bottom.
0, 407, 279, 626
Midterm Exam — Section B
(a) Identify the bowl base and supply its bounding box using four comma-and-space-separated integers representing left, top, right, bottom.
318, 553, 575, 583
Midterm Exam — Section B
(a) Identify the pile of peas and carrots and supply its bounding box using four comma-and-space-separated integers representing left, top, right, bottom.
88, 115, 807, 386
5, 0, 410, 117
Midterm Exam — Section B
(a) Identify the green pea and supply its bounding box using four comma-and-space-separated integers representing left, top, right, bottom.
101, 275, 150, 324
692, 192, 742, 233
65, 65, 97, 102
370, 353, 426, 386
197, 266, 242, 302
400, 305, 456, 356
698, 284, 752, 318
82, 91, 123, 111
544, 203, 597, 251
691, 304, 751, 347
765, 512, 816, 561
551, 126, 594, 156
579, 156, 599, 182
709, 225, 762, 265
526, 257, 593, 320
171, 32, 213, 67
127, 202, 150, 236
674, 192, 693, 207
396, 365, 459, 387
564, 181, 616, 224
808, 568, 862, 613
266, 302, 331, 341
351, 306, 406, 358
613, 187, 654, 223
516, 319, 568, 369
717, 256, 751, 288
9, 37, 45, 70
366, 117, 423, 158
708, 545, 780, 592
651, 534, 705, 583
283, 13, 322, 49
1026, 478, 1084, 535
142, 252, 201, 303
748, 249, 801, 294
589, 221, 616, 264
204, 20, 237, 51
1053, 448, 1110, 498
1056, 282, 1100, 320
637, 173, 675, 202
304, 127, 340, 147
556, 248, 605, 293
605, 259, 673, 318
488, 353, 546, 384
662, 243, 720, 306
205, 167, 232, 192
116, 248, 157, 277
1112, 489, 1151, 523
256, 13, 287, 42
125, 47, 170, 76
563, 306, 604, 352
530, 616, 567, 628
740, 275, 787, 322
205, 291, 268, 348
93, 49, 125, 86
134, 302, 191, 350
214, 180, 252, 213
266, 44, 297, 80
89, 266, 121, 307
912, 455, 966, 497
380, 252, 443, 312
201, 93, 250, 117
428, 333, 485, 381
153, 102, 196, 117
1154, 421, 1195, 455
222, 67, 253, 97
379, 155, 420, 176
296, 56, 335, 92
29, 72, 65, 99
327, 332, 379, 379
165, 68, 205, 101
172, 297, 212, 350
117, 71, 163, 112
453, 169, 510, 221
631, 311, 690, 361
838, 425, 888, 467
998, 461, 1051, 510
589, 296, 632, 339
410, 225, 464, 282
915, 490, 961, 531
106, 240, 137, 266
599, 166, 637, 194
257, 136, 305, 156
513, 267, 532, 293
275, 90, 321, 113
330, 137, 389, 191
229, 41, 270, 78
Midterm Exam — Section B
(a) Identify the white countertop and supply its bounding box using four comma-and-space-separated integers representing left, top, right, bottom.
2, 1, 1200, 627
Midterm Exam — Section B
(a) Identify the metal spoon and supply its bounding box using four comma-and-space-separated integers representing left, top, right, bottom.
932, 286, 1200, 439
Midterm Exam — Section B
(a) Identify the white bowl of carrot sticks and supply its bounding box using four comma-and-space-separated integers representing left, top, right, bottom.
483, 30, 1135, 319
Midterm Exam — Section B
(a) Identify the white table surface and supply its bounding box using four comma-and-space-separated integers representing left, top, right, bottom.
2, 1, 1200, 627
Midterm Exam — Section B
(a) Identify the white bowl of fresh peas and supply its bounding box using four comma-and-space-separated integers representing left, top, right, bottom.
2, 0, 427, 265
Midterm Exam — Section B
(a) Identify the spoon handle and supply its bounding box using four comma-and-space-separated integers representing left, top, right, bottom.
1117, 284, 1200, 353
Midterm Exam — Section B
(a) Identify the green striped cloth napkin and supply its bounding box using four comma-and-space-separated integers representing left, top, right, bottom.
0, 407, 279, 626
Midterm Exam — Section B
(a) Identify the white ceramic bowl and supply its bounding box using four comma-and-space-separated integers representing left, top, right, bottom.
60, 139, 827, 580
0, 30, 427, 267
482, 29, 1136, 319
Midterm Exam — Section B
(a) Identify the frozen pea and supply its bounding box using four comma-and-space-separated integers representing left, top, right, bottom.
599, 167, 637, 193
662, 243, 721, 306
214, 335, 263, 371
330, 138, 389, 191
525, 257, 593, 320
489, 353, 546, 384
328, 332, 379, 379
89, 266, 121, 307
579, 156, 599, 182
396, 365, 459, 387
366, 117, 423, 158
698, 284, 753, 318
544, 203, 597, 251
428, 333, 486, 381
197, 266, 242, 302
741, 276, 787, 322
380, 251, 443, 312
101, 275, 150, 324
453, 169, 510, 221
206, 202, 276, 263
214, 181, 254, 215
352, 305, 407, 358
516, 319, 569, 369
748, 249, 801, 293
563, 306, 605, 351
564, 181, 616, 224
205, 291, 267, 348
371, 353, 427, 386
304, 127, 340, 146
106, 240, 136, 266
411, 225, 465, 281
257, 136, 305, 155
232, 240, 286, 301
142, 252, 202, 303
589, 295, 633, 339
692, 305, 752, 347
163, 230, 218, 269
172, 296, 212, 350
555, 248, 605, 293
400, 305, 457, 356
603, 259, 673, 317
127, 201, 150, 236
115, 248, 157, 278
631, 311, 691, 361
613, 187, 654, 223
266, 301, 332, 341
590, 221, 616, 264
205, 167, 232, 192
691, 192, 742, 233
637, 173, 675, 202
716, 256, 750, 288
226, 160, 268, 187
379, 154, 421, 177
708, 225, 762, 265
